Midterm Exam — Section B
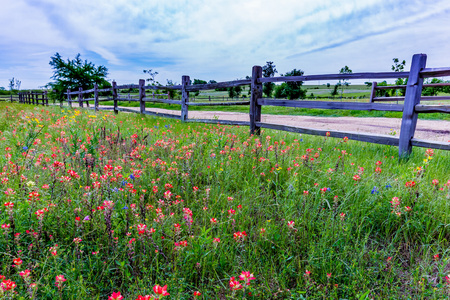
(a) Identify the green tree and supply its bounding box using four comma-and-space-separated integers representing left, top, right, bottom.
228, 85, 242, 99
143, 69, 159, 85
274, 69, 306, 100
330, 84, 339, 98
338, 66, 352, 98
422, 78, 443, 96
48, 53, 109, 100
192, 79, 207, 96
391, 58, 407, 96
164, 79, 180, 99
262, 61, 277, 97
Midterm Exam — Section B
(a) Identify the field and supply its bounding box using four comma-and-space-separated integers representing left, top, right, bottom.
1, 102, 450, 299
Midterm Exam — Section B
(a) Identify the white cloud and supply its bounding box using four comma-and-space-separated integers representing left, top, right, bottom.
1, 0, 449, 89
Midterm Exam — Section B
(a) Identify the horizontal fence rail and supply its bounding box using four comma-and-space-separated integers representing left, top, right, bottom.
26, 52, 449, 157
0, 91, 49, 105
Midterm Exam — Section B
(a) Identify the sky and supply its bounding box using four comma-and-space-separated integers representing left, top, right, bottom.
1, 0, 450, 89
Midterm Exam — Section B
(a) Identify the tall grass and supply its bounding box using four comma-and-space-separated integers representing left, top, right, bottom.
0, 103, 449, 299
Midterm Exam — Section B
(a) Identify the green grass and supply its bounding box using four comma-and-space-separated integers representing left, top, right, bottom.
1, 103, 449, 299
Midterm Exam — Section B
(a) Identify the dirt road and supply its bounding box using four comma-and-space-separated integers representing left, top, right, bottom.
77, 104, 450, 142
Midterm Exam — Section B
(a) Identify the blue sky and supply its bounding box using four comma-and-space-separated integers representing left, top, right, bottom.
1, 0, 450, 89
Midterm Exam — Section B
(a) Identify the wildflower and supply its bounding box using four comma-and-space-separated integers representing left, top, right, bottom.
233, 231, 247, 242
13, 258, 22, 266
239, 271, 256, 285
371, 186, 379, 194
55, 274, 67, 289
433, 254, 440, 261
210, 218, 218, 224
353, 174, 361, 181
405, 206, 412, 212
193, 291, 202, 296
432, 179, 439, 186
260, 228, 266, 235
73, 237, 82, 244
108, 292, 124, 300
1, 279, 16, 291
327, 273, 332, 279
339, 213, 346, 221
304, 270, 311, 277
19, 269, 31, 279
405, 181, 416, 188
153, 284, 170, 297
137, 224, 147, 235
136, 295, 153, 300
326, 131, 330, 137
229, 277, 243, 290
287, 221, 295, 229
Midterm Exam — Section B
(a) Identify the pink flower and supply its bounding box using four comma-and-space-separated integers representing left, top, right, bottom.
287, 221, 295, 229
19, 269, 31, 279
193, 291, 202, 296
55, 274, 66, 289
13, 258, 22, 266
153, 284, 170, 296
304, 270, 311, 277
239, 271, 256, 285
229, 277, 243, 290
233, 231, 247, 242
1, 279, 16, 291
135, 296, 153, 300
109, 291, 124, 300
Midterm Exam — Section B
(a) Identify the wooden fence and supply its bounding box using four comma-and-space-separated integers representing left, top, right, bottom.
0, 91, 49, 105
370, 82, 450, 103
57, 53, 449, 157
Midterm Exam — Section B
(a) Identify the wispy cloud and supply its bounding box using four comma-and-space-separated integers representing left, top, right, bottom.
1, 0, 449, 88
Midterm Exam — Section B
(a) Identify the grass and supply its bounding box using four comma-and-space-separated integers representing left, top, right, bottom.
1, 102, 450, 299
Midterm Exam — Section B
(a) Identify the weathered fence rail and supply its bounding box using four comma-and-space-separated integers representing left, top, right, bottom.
1, 91, 49, 105
55, 53, 449, 157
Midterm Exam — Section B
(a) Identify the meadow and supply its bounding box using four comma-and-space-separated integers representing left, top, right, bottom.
1, 102, 450, 299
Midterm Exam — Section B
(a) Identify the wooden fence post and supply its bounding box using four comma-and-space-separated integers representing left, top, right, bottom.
112, 81, 118, 115
139, 79, 146, 114
94, 83, 99, 111
67, 89, 72, 108
369, 82, 377, 103
40, 92, 44, 105
181, 75, 190, 121
250, 66, 263, 135
45, 91, 48, 106
78, 88, 83, 108
398, 54, 427, 159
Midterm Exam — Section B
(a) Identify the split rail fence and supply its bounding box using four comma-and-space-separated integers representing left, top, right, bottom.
61, 53, 449, 157
0, 91, 49, 105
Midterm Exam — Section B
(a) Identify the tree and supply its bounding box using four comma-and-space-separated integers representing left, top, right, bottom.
330, 84, 339, 98
48, 53, 109, 100
338, 66, 352, 98
262, 61, 277, 97
391, 58, 407, 96
8, 78, 15, 91
164, 79, 180, 99
15, 79, 21, 91
192, 79, 207, 96
143, 69, 159, 85
228, 85, 242, 99
274, 69, 306, 100
422, 78, 443, 96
